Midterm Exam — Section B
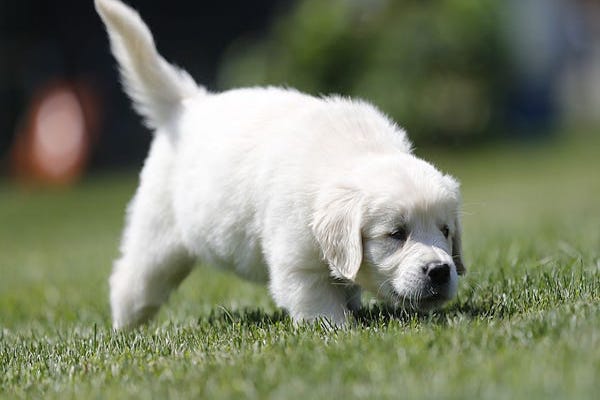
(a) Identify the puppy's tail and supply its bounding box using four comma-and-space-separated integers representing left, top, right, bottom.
95, 0, 202, 129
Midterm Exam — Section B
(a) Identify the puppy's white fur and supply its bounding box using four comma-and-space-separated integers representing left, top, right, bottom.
96, 0, 466, 329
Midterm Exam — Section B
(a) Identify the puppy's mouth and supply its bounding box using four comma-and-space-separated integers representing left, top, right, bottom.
390, 287, 452, 311
416, 293, 450, 311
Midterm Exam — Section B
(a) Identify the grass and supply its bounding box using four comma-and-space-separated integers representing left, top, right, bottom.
1, 129, 599, 399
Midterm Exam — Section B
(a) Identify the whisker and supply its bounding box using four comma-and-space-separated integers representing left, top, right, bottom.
375, 277, 394, 299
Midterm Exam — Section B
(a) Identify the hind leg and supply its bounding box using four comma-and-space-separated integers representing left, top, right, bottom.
110, 137, 194, 330
110, 241, 192, 330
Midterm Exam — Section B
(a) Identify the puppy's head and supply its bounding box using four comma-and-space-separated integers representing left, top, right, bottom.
312, 153, 465, 311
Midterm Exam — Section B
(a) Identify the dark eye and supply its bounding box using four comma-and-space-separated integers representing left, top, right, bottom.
389, 226, 408, 241
441, 224, 450, 239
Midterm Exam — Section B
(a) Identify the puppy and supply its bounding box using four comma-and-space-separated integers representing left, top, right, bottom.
95, 0, 466, 329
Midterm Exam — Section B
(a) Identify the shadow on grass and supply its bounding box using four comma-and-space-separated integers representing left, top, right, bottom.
197, 301, 495, 330
201, 307, 290, 328
354, 302, 498, 327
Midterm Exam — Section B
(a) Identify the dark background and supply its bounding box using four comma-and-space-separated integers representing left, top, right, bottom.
1, 0, 599, 176
0, 0, 291, 168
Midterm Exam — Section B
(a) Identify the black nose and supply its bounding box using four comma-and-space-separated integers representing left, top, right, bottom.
425, 262, 450, 285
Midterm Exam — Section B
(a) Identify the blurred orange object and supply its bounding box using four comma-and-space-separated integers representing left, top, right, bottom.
11, 80, 100, 186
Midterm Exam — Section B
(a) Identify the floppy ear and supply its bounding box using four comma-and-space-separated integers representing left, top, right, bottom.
311, 186, 363, 281
452, 217, 466, 275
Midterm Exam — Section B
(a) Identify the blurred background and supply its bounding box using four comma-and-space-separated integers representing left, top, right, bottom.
1, 0, 599, 184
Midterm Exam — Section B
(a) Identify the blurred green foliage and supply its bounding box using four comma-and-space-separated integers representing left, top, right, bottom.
219, 0, 508, 144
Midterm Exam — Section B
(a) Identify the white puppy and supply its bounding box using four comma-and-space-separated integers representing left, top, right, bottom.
96, 0, 466, 329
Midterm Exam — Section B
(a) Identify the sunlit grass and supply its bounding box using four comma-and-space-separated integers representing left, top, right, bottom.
1, 130, 599, 399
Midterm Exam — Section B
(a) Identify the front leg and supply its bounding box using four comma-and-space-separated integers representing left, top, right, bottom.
269, 267, 351, 326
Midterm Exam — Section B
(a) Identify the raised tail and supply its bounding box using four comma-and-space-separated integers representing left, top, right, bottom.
95, 0, 202, 129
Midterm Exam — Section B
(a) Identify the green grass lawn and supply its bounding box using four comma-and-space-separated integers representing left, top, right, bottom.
1, 130, 599, 399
